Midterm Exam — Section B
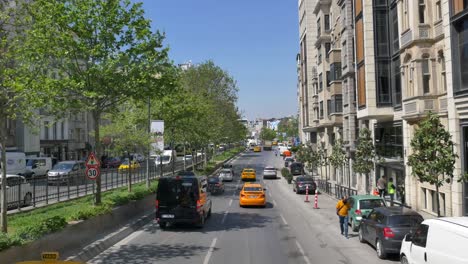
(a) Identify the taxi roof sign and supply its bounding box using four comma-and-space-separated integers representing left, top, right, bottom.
42, 252, 59, 261
85, 152, 100, 168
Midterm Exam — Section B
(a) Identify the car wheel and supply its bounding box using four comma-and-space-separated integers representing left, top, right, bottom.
400, 255, 409, 264
207, 207, 212, 218
159, 222, 168, 229
376, 239, 387, 259
358, 227, 365, 243
23, 193, 32, 206
351, 219, 358, 232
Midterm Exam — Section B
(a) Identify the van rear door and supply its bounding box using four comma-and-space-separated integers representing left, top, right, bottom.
157, 178, 199, 220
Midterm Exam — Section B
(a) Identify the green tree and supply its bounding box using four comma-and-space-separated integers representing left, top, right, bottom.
329, 139, 346, 184
295, 143, 320, 176
407, 112, 459, 217
353, 128, 380, 194
260, 127, 276, 141
277, 116, 299, 138
27, 0, 175, 205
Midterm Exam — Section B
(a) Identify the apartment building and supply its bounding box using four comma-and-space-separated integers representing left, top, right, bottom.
298, 0, 468, 216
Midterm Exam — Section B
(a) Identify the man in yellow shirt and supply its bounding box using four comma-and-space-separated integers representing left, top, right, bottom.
336, 196, 351, 239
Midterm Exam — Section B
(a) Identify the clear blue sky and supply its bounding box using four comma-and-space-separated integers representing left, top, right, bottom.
136, 0, 299, 120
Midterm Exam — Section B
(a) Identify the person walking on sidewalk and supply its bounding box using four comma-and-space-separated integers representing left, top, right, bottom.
336, 196, 351, 239
387, 178, 396, 206
377, 175, 387, 198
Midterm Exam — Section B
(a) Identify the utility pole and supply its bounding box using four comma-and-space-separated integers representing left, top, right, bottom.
146, 97, 150, 188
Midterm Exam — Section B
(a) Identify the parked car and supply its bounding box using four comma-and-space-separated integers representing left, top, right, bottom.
359, 207, 423, 259
284, 157, 294, 167
131, 153, 145, 163
292, 176, 316, 194
47, 161, 86, 185
348, 195, 387, 232
183, 155, 193, 161
102, 157, 122, 168
289, 162, 304, 175
219, 169, 233, 182
400, 217, 468, 264
207, 176, 224, 194
156, 175, 211, 229
118, 160, 141, 172
26, 157, 56, 177
177, 170, 196, 176
263, 166, 277, 179
0, 175, 32, 209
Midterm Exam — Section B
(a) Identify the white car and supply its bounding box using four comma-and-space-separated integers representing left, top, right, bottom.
0, 175, 33, 208
400, 217, 468, 264
219, 169, 233, 182
263, 166, 277, 179
183, 155, 193, 161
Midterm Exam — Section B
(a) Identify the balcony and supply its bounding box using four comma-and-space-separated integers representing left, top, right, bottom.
402, 96, 445, 122
318, 114, 342, 128
329, 49, 341, 64
329, 81, 342, 96
313, 0, 332, 14
315, 33, 331, 48
416, 24, 432, 40
400, 29, 413, 48
434, 20, 444, 39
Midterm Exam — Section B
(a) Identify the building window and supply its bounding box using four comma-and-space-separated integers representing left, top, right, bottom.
319, 101, 324, 119
317, 18, 321, 37
318, 45, 322, 65
439, 53, 447, 92
391, 5, 399, 54
319, 73, 323, 92
333, 95, 343, 113
327, 100, 331, 116
324, 14, 330, 31
452, 0, 468, 14
419, 0, 426, 24
402, 0, 409, 30
374, 123, 403, 159
342, 41, 347, 69
330, 63, 342, 81
422, 55, 431, 94
44, 121, 49, 140
357, 65, 366, 107
53, 123, 57, 140
375, 10, 389, 56
377, 60, 391, 105
455, 19, 468, 91
326, 71, 331, 87
325, 42, 331, 59
436, 1, 442, 21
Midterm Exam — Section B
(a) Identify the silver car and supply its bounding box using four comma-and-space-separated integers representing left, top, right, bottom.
263, 166, 277, 179
219, 169, 233, 182
47, 160, 85, 185
0, 174, 33, 208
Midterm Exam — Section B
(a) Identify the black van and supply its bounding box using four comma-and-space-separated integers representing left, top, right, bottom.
156, 175, 212, 229
289, 162, 304, 175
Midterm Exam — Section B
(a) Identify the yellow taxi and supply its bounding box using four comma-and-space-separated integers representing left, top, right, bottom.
15, 252, 85, 263
118, 159, 141, 172
241, 168, 256, 181
253, 146, 262, 152
272, 141, 278, 146
239, 183, 266, 207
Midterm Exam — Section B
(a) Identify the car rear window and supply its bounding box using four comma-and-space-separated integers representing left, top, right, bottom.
208, 177, 220, 183
244, 169, 254, 173
296, 177, 313, 182
264, 167, 275, 170
244, 187, 262, 192
157, 179, 199, 206
387, 215, 423, 227
359, 199, 386, 210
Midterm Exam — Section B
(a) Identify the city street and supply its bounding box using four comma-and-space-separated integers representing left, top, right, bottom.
87, 149, 399, 264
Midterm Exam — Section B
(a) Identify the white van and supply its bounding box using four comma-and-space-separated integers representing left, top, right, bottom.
400, 217, 468, 264
26, 157, 55, 177
154, 150, 176, 166
0, 152, 28, 176
278, 146, 288, 156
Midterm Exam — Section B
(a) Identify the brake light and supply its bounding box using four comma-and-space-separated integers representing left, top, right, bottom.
383, 227, 395, 238
155, 200, 159, 210
216, 183, 221, 186
298, 183, 304, 187
259, 194, 265, 198
241, 194, 245, 198
196, 200, 203, 210
355, 209, 362, 215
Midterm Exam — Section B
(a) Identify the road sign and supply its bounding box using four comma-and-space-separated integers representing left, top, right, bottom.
85, 152, 100, 168
85, 167, 100, 180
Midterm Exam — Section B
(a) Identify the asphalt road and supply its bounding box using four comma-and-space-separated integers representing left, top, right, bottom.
87, 149, 399, 264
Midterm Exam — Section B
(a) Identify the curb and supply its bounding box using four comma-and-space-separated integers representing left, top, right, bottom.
67, 212, 154, 262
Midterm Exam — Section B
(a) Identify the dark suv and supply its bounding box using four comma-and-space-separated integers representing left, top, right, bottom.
289, 162, 304, 175
156, 175, 212, 229
292, 176, 316, 194
358, 207, 423, 259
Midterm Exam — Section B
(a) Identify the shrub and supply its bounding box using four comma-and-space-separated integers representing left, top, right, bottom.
281, 168, 290, 178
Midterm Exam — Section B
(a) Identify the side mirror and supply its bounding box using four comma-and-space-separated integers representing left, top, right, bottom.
405, 234, 413, 242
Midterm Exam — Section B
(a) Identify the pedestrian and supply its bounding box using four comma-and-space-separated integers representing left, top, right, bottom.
388, 178, 396, 206
377, 175, 387, 198
336, 196, 351, 239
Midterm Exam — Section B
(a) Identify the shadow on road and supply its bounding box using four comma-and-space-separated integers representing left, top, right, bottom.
93, 243, 218, 263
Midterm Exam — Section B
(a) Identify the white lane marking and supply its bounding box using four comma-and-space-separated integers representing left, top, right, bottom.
280, 214, 288, 225
228, 199, 233, 207
203, 237, 218, 264
295, 240, 312, 264
221, 211, 229, 224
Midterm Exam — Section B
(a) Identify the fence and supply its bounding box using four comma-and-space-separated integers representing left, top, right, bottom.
4, 154, 210, 212
317, 179, 357, 199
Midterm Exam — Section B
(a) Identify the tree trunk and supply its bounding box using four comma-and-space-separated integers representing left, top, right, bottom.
435, 183, 441, 217
93, 111, 102, 205
0, 117, 8, 233
128, 153, 132, 192
183, 144, 186, 171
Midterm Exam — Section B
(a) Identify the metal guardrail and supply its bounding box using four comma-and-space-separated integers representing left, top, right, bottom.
4, 154, 210, 212
317, 179, 357, 198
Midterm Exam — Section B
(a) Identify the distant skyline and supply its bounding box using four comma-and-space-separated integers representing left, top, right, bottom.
136, 0, 299, 120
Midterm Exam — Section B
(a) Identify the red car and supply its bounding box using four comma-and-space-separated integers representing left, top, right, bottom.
102, 157, 122, 168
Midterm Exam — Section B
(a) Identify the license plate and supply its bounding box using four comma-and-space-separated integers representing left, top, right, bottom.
161, 214, 174, 218
249, 195, 257, 198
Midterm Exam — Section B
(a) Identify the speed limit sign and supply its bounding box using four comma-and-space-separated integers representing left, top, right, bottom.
85, 167, 100, 180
